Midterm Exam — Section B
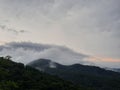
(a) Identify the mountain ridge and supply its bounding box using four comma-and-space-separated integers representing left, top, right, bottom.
28, 59, 120, 90
0, 57, 88, 90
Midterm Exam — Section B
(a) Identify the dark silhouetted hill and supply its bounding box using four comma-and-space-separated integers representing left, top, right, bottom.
28, 59, 120, 90
0, 57, 88, 90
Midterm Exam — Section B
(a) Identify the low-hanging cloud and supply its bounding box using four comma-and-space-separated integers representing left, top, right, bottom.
0, 42, 91, 65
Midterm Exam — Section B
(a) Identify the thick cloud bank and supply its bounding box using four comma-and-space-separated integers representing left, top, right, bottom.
0, 42, 91, 65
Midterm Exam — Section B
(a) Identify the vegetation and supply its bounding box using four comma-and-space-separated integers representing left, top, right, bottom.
1, 57, 120, 90
0, 57, 88, 90
29, 59, 120, 90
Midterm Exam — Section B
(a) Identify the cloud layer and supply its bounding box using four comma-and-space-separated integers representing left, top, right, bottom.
0, 42, 90, 65
0, 24, 26, 34
0, 42, 120, 68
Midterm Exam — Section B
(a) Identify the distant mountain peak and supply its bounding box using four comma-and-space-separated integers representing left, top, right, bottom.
28, 58, 120, 90
49, 61, 57, 68
28, 59, 58, 71
0, 57, 82, 90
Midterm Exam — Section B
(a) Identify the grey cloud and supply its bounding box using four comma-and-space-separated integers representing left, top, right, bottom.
1, 0, 120, 31
0, 42, 90, 65
0, 25, 6, 30
0, 24, 27, 34
19, 30, 26, 33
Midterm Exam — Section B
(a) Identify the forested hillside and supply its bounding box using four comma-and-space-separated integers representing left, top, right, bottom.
28, 59, 120, 90
0, 57, 88, 90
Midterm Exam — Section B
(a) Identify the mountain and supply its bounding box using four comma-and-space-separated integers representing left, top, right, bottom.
0, 57, 88, 90
111, 68, 120, 73
112, 68, 120, 73
28, 59, 120, 90
105, 68, 120, 73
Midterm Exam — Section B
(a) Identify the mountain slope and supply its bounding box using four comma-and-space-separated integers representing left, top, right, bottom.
28, 59, 120, 90
111, 68, 120, 73
105, 68, 120, 73
0, 57, 87, 90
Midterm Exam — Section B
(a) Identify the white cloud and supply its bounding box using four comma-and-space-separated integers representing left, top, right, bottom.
0, 42, 90, 65
0, 42, 120, 68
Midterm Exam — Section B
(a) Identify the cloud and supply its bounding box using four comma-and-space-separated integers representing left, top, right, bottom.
0, 0, 120, 38
88, 56, 120, 63
0, 42, 90, 65
0, 24, 27, 34
87, 56, 120, 68
19, 30, 26, 33
0, 41, 6, 45
0, 42, 120, 68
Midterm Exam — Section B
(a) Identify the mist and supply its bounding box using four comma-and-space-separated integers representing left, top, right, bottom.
0, 42, 91, 65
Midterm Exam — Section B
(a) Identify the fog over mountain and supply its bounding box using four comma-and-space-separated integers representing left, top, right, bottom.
0, 42, 92, 65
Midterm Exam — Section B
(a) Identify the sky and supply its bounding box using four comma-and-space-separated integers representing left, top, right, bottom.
0, 0, 120, 68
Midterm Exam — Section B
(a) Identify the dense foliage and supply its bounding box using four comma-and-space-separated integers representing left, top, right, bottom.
29, 59, 120, 90
0, 57, 89, 90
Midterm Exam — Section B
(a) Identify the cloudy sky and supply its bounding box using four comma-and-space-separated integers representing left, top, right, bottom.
0, 0, 120, 68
